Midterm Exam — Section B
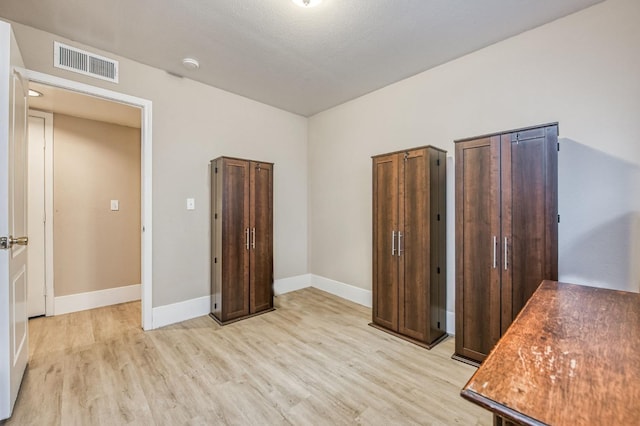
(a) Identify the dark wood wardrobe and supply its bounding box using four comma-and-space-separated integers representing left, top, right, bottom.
210, 156, 274, 325
453, 123, 558, 365
371, 146, 447, 349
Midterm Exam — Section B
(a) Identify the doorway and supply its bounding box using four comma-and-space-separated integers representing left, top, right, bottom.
23, 69, 153, 330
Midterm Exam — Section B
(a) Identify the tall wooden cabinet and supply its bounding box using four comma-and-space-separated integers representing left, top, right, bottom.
371, 146, 447, 349
453, 123, 558, 365
210, 156, 274, 325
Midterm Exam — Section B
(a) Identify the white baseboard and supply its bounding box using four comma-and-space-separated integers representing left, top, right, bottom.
309, 274, 455, 335
310, 274, 372, 308
152, 295, 211, 329
274, 274, 311, 295
152, 274, 312, 329
148, 275, 455, 333
54, 284, 141, 315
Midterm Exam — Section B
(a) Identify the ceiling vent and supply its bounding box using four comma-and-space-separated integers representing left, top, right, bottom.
54, 41, 119, 83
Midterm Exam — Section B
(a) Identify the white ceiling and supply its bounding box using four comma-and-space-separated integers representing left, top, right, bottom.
1, 0, 603, 116
29, 82, 141, 128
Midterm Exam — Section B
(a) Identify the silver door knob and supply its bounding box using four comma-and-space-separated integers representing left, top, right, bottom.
11, 236, 28, 246
0, 236, 28, 249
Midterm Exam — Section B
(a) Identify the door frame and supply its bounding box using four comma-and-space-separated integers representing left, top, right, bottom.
21, 69, 154, 330
27, 109, 53, 317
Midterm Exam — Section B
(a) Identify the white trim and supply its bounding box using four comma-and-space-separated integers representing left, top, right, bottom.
27, 110, 54, 316
310, 274, 372, 308
21, 68, 153, 330
54, 284, 141, 315
43, 110, 54, 316
274, 274, 311, 295
152, 295, 211, 329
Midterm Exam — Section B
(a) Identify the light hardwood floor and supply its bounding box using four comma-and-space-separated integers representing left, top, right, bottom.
5, 288, 491, 425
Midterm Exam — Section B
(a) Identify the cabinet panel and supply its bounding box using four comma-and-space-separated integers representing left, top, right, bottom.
502, 128, 558, 331
454, 123, 558, 365
221, 159, 250, 321
372, 154, 399, 331
211, 156, 274, 325
372, 146, 447, 349
250, 162, 273, 314
399, 150, 429, 341
455, 137, 501, 361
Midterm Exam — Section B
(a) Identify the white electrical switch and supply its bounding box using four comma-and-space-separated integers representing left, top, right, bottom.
187, 198, 195, 210
110, 200, 119, 211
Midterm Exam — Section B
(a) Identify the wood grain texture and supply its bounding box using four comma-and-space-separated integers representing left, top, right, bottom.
454, 136, 501, 362
249, 161, 273, 314
6, 289, 491, 425
372, 154, 399, 331
399, 148, 429, 341
454, 124, 558, 364
211, 157, 274, 325
462, 280, 640, 426
372, 146, 447, 348
501, 125, 559, 333
221, 157, 251, 321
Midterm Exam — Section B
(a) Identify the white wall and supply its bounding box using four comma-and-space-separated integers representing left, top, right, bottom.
8, 21, 309, 308
308, 0, 640, 324
5, 0, 639, 320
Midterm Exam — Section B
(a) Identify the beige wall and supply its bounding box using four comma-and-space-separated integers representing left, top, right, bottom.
7, 20, 309, 307
7, 0, 639, 312
308, 0, 640, 315
53, 114, 141, 296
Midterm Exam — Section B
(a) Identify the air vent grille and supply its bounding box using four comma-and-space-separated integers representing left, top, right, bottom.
54, 41, 119, 83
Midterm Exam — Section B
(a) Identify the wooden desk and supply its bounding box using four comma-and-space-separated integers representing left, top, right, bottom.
461, 280, 640, 425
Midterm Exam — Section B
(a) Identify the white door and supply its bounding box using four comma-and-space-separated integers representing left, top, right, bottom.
0, 22, 29, 421
27, 112, 50, 317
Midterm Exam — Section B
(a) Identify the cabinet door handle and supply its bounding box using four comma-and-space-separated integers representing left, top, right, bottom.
492, 236, 497, 269
245, 228, 250, 250
252, 227, 256, 249
504, 237, 508, 270
391, 231, 396, 256
398, 232, 403, 256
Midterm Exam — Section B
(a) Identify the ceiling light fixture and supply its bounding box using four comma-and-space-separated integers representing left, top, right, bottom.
292, 0, 322, 8
182, 57, 200, 70
28, 89, 43, 97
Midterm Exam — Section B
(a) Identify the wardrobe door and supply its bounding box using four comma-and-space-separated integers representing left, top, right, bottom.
372, 154, 399, 331
250, 161, 273, 314
398, 149, 429, 341
221, 158, 251, 321
455, 136, 502, 362
501, 126, 558, 332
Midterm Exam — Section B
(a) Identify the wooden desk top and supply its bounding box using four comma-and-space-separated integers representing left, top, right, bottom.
461, 280, 640, 425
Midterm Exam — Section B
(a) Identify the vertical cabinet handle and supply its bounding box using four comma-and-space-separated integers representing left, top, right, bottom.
245, 228, 250, 250
492, 236, 497, 269
391, 231, 396, 256
504, 237, 508, 270
252, 227, 256, 249
398, 232, 403, 256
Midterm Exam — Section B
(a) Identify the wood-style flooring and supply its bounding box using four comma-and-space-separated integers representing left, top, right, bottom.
5, 288, 491, 425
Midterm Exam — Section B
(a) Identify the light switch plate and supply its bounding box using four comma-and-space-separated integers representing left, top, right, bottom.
186, 198, 195, 210
110, 200, 119, 211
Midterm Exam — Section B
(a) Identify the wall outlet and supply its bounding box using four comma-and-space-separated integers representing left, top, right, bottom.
110, 200, 119, 211
187, 198, 195, 210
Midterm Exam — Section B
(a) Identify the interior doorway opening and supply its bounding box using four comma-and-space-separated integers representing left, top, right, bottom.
23, 69, 153, 330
